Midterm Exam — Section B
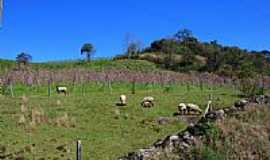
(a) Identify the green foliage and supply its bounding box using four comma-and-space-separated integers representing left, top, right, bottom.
108, 59, 158, 72
205, 123, 221, 142
0, 59, 16, 73
201, 146, 225, 160
135, 28, 270, 75
14, 59, 158, 72
238, 78, 258, 97
16, 52, 32, 65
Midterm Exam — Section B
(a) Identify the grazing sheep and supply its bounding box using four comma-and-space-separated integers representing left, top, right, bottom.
141, 101, 153, 108
234, 99, 248, 110
178, 103, 187, 114
56, 86, 68, 96
141, 96, 154, 108
117, 94, 127, 106
186, 103, 202, 114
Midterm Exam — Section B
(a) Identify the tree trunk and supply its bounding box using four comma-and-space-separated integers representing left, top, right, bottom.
86, 53, 91, 62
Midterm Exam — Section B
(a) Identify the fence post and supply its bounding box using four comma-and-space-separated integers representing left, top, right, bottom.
48, 80, 51, 97
77, 140, 82, 160
203, 100, 212, 118
131, 79, 135, 94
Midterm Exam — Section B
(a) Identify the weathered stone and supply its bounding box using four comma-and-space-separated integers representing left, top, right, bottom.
156, 117, 170, 125
205, 109, 225, 120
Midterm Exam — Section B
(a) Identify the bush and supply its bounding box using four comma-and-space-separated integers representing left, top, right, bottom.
201, 146, 225, 160
238, 78, 257, 97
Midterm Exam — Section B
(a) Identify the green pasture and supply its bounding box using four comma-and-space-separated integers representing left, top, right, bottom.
0, 83, 239, 159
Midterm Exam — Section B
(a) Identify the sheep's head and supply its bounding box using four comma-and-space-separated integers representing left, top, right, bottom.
178, 103, 186, 110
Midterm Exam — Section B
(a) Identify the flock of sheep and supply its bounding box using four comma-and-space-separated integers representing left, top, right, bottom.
118, 94, 250, 116
2, 85, 249, 116
118, 94, 203, 115
119, 95, 155, 108
54, 86, 207, 115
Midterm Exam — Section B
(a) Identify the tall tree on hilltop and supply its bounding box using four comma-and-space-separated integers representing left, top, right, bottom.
81, 43, 95, 62
16, 52, 32, 66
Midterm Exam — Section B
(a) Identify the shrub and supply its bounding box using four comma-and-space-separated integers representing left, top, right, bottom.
238, 78, 257, 96
201, 146, 225, 160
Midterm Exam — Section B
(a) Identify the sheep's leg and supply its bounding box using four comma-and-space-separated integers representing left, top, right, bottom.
187, 108, 191, 115
183, 109, 186, 115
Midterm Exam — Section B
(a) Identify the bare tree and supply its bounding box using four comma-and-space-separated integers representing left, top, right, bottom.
123, 33, 142, 59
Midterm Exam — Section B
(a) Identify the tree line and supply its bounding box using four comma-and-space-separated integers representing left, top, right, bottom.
118, 29, 270, 79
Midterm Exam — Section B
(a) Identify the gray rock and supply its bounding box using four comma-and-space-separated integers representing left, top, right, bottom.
205, 109, 225, 120
156, 117, 170, 125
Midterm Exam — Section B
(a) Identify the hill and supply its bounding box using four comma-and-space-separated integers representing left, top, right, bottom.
0, 58, 159, 73
117, 29, 270, 78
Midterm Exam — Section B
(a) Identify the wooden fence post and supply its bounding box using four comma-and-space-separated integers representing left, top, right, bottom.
48, 80, 51, 97
131, 80, 135, 94
77, 140, 82, 160
203, 100, 212, 118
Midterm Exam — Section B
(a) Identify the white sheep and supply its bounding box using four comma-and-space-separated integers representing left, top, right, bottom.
119, 94, 127, 106
56, 86, 68, 96
141, 101, 153, 108
186, 103, 202, 114
143, 96, 154, 102
178, 103, 187, 114
141, 96, 154, 108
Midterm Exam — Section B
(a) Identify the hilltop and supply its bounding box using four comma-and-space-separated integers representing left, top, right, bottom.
116, 29, 270, 78
0, 58, 157, 71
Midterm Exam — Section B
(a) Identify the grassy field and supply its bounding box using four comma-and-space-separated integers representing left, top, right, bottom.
0, 58, 160, 73
0, 83, 239, 159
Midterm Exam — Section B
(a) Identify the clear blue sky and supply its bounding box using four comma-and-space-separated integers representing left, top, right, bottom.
0, 0, 269, 62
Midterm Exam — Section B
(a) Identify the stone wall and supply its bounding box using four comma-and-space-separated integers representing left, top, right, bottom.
118, 95, 270, 160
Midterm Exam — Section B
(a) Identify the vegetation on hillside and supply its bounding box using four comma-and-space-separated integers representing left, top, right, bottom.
189, 105, 270, 160
116, 29, 270, 78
